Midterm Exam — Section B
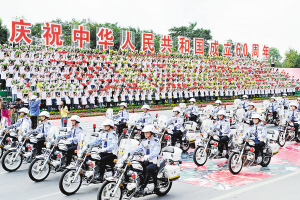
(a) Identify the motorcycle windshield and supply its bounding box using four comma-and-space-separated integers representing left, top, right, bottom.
106, 108, 114, 119
263, 100, 270, 110
0, 117, 8, 128
201, 119, 212, 133
77, 132, 97, 152
128, 113, 139, 125
19, 120, 30, 137
236, 109, 245, 122
158, 115, 168, 128
236, 123, 244, 136
234, 99, 241, 108
46, 126, 59, 142
205, 105, 214, 115
118, 138, 140, 161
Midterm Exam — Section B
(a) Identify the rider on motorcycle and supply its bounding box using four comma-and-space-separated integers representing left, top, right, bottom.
15, 107, 32, 130
33, 111, 52, 154
245, 102, 257, 125
245, 113, 267, 164
213, 100, 225, 116
287, 102, 300, 138
137, 105, 153, 125
131, 125, 160, 194
240, 95, 249, 112
89, 119, 118, 181
167, 107, 184, 146
282, 94, 290, 110
114, 103, 129, 135
58, 115, 84, 165
186, 98, 198, 122
269, 97, 279, 121
213, 110, 230, 158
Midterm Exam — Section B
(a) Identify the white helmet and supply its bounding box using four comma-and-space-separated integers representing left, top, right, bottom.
18, 107, 29, 114
39, 111, 50, 118
189, 98, 196, 102
102, 119, 114, 127
142, 125, 155, 133
217, 110, 226, 116
290, 102, 298, 108
283, 94, 287, 96
215, 100, 222, 104
249, 102, 255, 107
252, 114, 261, 120
70, 115, 81, 123
243, 95, 248, 99
271, 96, 276, 100
172, 107, 181, 113
142, 105, 150, 110
297, 98, 300, 101
120, 102, 127, 108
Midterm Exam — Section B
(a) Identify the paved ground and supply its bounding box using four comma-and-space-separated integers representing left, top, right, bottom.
0, 102, 299, 200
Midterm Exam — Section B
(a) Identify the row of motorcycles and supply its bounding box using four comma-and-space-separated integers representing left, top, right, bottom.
0, 98, 298, 199
0, 112, 182, 200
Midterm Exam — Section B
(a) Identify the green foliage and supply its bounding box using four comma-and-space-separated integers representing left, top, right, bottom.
268, 47, 282, 67
283, 48, 300, 68
0, 18, 8, 45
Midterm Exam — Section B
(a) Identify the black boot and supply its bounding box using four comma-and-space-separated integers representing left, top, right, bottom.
139, 173, 151, 195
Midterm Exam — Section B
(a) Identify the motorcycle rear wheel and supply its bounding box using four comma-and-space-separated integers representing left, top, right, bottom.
181, 137, 190, 153
277, 131, 286, 147
97, 180, 122, 200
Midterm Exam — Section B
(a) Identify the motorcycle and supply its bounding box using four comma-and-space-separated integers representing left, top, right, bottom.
126, 114, 144, 141
97, 142, 181, 200
59, 131, 115, 195
106, 109, 128, 139
193, 119, 234, 166
28, 126, 71, 182
1, 121, 40, 172
228, 133, 279, 175
277, 115, 300, 146
162, 124, 190, 152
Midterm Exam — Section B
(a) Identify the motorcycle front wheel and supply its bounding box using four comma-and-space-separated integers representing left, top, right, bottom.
59, 169, 82, 195
277, 131, 286, 147
97, 180, 122, 200
28, 158, 51, 182
228, 152, 243, 175
181, 137, 190, 153
1, 150, 23, 172
0, 146, 3, 159
193, 146, 208, 166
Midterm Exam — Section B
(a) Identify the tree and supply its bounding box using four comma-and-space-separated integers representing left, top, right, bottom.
0, 18, 8, 45
168, 22, 212, 54
268, 47, 282, 67
283, 49, 300, 68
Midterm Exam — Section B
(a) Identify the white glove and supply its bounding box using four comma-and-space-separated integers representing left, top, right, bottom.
100, 148, 107, 153
143, 155, 150, 161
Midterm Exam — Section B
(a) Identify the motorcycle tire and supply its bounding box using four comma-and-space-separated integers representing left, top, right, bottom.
193, 146, 208, 166
1, 150, 23, 172
97, 180, 122, 200
59, 169, 82, 195
28, 158, 51, 182
228, 152, 243, 175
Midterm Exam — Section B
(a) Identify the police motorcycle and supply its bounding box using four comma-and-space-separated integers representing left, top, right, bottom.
262, 99, 279, 126
1, 120, 41, 172
155, 115, 171, 149
106, 108, 130, 137
0, 118, 16, 159
179, 101, 202, 130
127, 114, 144, 141
228, 117, 279, 175
28, 126, 71, 182
59, 131, 115, 195
97, 143, 181, 200
180, 105, 198, 144
277, 103, 300, 145
162, 124, 190, 153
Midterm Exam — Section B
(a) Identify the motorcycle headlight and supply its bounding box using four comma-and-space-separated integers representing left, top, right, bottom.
77, 150, 83, 158
46, 143, 51, 149
203, 132, 208, 139
238, 138, 243, 144
18, 136, 23, 142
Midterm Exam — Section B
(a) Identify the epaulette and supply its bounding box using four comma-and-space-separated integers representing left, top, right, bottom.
79, 127, 83, 130
154, 138, 159, 143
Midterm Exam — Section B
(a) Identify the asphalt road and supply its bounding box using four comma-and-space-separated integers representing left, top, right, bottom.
0, 102, 299, 200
